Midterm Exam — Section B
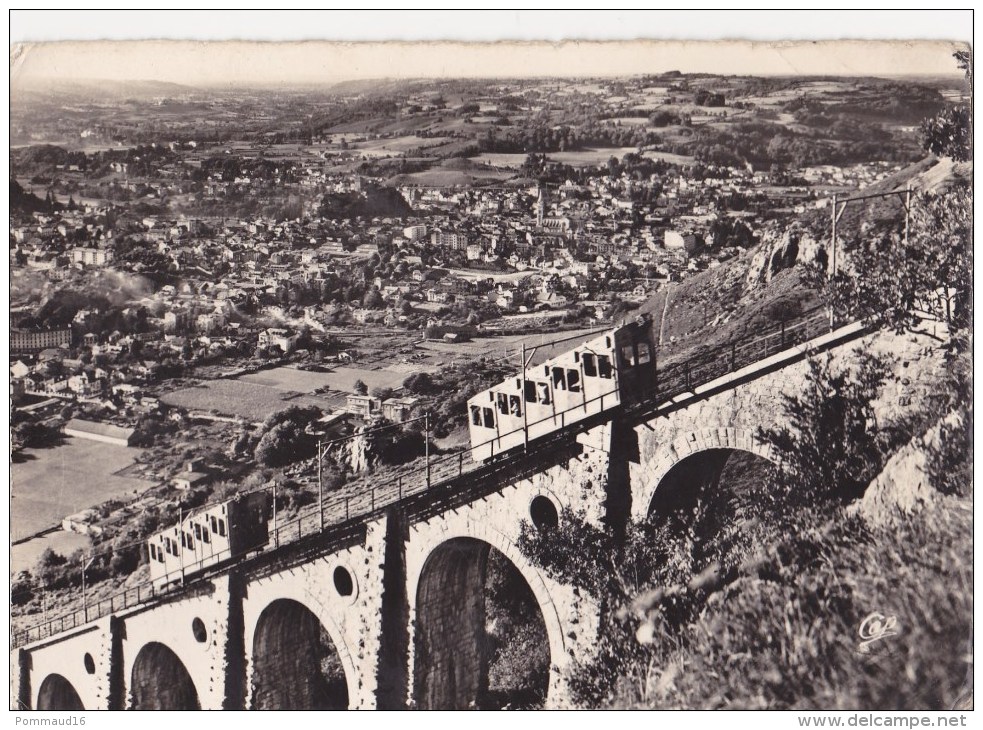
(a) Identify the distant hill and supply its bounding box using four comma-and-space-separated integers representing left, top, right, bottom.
13, 77, 197, 101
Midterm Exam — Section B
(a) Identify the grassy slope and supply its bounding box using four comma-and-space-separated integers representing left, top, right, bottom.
623, 491, 973, 710
640, 257, 820, 365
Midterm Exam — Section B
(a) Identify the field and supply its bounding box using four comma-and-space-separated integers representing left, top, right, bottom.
386, 167, 513, 187
161, 364, 417, 421
10, 438, 154, 542
385, 157, 514, 187
240, 365, 410, 394
443, 267, 533, 283
475, 147, 649, 168
12, 530, 90, 575
640, 150, 696, 165
160, 378, 336, 422
415, 326, 601, 368
353, 135, 448, 155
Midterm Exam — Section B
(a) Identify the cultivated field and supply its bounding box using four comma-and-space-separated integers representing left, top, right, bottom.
353, 135, 448, 155
161, 364, 415, 422
475, 147, 647, 168
640, 150, 696, 165
10, 439, 154, 541
160, 378, 335, 422
386, 158, 514, 187
240, 365, 409, 394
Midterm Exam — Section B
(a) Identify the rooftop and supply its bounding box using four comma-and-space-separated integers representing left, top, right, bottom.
64, 418, 135, 441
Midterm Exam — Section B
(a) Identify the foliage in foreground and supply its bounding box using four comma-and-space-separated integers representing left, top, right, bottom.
808, 183, 972, 338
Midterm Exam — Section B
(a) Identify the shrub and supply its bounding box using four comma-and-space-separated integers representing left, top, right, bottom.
757, 350, 892, 509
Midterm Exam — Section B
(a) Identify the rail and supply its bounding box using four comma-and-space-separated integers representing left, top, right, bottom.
13, 304, 854, 649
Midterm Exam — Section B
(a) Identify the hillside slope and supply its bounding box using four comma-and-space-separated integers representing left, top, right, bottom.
639, 155, 969, 363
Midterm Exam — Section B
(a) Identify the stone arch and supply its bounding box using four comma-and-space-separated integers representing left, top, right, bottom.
643, 428, 778, 519
36, 674, 84, 711
130, 641, 201, 710
410, 521, 563, 710
249, 596, 353, 710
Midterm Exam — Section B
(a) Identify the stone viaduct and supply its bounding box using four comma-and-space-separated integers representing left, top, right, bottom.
15, 321, 935, 711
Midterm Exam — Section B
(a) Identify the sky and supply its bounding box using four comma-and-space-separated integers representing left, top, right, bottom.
9, 11, 971, 89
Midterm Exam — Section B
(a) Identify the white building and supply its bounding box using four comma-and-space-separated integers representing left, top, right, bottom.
403, 224, 427, 242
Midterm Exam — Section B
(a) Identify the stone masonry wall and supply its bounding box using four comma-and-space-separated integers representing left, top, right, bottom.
240, 534, 384, 710
404, 439, 613, 708
630, 327, 948, 521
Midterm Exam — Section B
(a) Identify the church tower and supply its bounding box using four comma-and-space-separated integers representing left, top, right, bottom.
536, 184, 547, 226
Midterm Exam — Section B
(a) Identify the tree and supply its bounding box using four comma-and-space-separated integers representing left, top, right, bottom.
353, 379, 368, 396
810, 184, 972, 336
924, 332, 972, 497
362, 288, 383, 309
403, 371, 434, 395
254, 421, 314, 468
606, 156, 621, 178
262, 404, 322, 432
757, 351, 892, 508
919, 50, 972, 162
920, 107, 972, 161
36, 548, 72, 590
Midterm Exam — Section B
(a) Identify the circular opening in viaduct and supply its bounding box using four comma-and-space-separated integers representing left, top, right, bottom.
333, 566, 354, 597
191, 617, 208, 643
530, 495, 559, 530
83, 653, 95, 675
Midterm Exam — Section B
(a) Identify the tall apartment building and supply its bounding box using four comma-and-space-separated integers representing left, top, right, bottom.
72, 247, 114, 267
10, 327, 72, 353
430, 230, 469, 251
403, 224, 427, 242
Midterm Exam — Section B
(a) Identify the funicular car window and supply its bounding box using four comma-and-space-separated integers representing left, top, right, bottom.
509, 395, 522, 416
471, 405, 482, 426
637, 341, 651, 364
525, 380, 538, 403
583, 353, 597, 377
552, 367, 567, 390
483, 407, 495, 429
598, 355, 613, 378
567, 369, 581, 392
622, 345, 636, 367
497, 392, 509, 415
536, 381, 551, 404
218, 519, 227, 537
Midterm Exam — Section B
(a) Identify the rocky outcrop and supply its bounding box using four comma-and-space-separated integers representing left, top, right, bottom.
745, 225, 826, 290
848, 411, 961, 528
